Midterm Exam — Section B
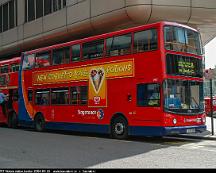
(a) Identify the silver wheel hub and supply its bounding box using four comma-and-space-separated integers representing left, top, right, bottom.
115, 123, 124, 135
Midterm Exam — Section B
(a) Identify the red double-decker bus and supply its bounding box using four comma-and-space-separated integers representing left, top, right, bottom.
17, 21, 206, 139
0, 57, 20, 127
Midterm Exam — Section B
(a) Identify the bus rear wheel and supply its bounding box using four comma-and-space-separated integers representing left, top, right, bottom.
8, 112, 17, 129
111, 116, 128, 139
34, 114, 45, 132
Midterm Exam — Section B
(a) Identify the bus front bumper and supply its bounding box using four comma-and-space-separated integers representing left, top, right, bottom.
128, 125, 207, 137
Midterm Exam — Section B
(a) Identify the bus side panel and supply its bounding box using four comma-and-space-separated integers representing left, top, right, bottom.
18, 70, 34, 127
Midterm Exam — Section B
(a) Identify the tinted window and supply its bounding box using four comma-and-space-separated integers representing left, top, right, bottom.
72, 44, 80, 62
0, 65, 9, 74
11, 64, 20, 72
51, 88, 69, 105
36, 0, 43, 18
28, 90, 33, 102
36, 51, 50, 68
106, 34, 132, 56
137, 84, 160, 107
80, 86, 88, 105
71, 86, 79, 105
0, 6, 2, 33
9, 0, 15, 29
53, 47, 70, 65
83, 40, 104, 60
134, 29, 157, 52
44, 0, 52, 15
3, 3, 8, 32
35, 90, 50, 105
70, 86, 88, 105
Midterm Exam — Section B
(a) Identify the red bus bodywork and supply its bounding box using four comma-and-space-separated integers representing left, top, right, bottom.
0, 57, 20, 126
18, 21, 206, 138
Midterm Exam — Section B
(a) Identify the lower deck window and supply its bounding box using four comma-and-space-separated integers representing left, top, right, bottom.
35, 90, 50, 105
51, 88, 69, 105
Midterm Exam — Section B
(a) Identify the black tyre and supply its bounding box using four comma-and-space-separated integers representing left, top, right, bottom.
8, 112, 17, 129
35, 114, 45, 132
111, 116, 128, 139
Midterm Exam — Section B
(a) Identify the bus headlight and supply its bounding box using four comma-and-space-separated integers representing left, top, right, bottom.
173, 118, 177, 125
202, 117, 206, 123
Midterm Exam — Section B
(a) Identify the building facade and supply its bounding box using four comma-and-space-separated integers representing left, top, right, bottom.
1, 0, 216, 59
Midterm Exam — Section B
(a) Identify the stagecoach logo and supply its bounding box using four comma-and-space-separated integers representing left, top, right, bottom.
78, 109, 104, 120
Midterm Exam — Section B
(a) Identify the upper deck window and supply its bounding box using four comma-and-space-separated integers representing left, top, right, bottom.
0, 65, 9, 74
83, 40, 104, 60
22, 54, 35, 70
11, 64, 20, 72
72, 44, 81, 62
164, 26, 202, 55
134, 29, 158, 52
52, 47, 70, 65
106, 34, 132, 57
35, 51, 50, 68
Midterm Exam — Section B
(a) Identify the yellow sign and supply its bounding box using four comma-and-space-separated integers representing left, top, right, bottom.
33, 59, 134, 85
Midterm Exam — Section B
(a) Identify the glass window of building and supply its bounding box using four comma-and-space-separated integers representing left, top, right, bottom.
25, 0, 67, 22
0, 6, 2, 33
0, 0, 17, 33
36, 0, 43, 18
3, 3, 8, 32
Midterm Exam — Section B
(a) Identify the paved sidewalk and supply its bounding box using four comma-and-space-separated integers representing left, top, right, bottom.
177, 115, 216, 140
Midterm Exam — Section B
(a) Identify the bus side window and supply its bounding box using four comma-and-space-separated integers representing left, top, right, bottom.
0, 65, 9, 74
83, 40, 104, 60
51, 88, 69, 105
52, 47, 70, 65
11, 64, 20, 72
134, 29, 158, 52
35, 90, 50, 106
137, 83, 160, 107
12, 89, 19, 101
71, 86, 79, 105
70, 86, 88, 105
35, 51, 50, 68
71, 44, 81, 62
106, 34, 132, 57
28, 90, 33, 102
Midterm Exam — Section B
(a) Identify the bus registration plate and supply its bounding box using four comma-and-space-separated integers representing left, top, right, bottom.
186, 128, 195, 134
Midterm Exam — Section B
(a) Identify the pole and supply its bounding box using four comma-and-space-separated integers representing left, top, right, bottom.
210, 79, 214, 135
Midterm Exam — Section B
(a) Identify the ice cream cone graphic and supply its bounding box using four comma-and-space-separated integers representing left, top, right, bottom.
90, 69, 104, 93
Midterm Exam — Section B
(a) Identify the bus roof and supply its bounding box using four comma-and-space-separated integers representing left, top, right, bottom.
24, 21, 198, 55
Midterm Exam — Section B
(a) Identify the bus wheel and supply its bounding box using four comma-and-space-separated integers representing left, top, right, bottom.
111, 116, 128, 139
34, 114, 45, 132
8, 112, 17, 129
